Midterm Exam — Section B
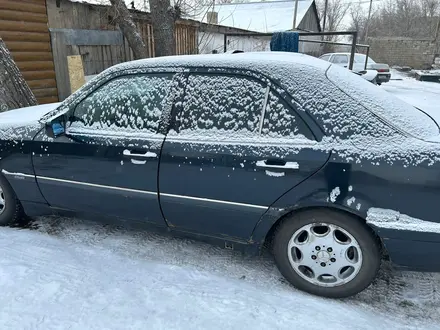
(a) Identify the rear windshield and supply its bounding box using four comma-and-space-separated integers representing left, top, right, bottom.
326, 64, 439, 141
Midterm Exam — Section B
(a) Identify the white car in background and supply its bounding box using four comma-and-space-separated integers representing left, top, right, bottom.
320, 53, 391, 85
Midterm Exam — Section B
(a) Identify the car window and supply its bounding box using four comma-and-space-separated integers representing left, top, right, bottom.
177, 73, 266, 135
326, 64, 439, 141
354, 54, 376, 64
331, 55, 348, 64
261, 90, 315, 140
319, 55, 331, 62
71, 73, 174, 133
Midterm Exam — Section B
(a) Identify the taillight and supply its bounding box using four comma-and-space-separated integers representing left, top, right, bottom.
377, 69, 389, 72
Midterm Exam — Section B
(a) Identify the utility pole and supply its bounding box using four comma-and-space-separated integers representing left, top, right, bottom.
435, 15, 440, 41
293, 0, 299, 30
364, 0, 373, 42
322, 0, 328, 32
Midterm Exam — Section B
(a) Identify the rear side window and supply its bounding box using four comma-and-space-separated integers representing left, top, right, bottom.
331, 55, 348, 64
320, 55, 331, 62
71, 73, 174, 133
262, 90, 314, 140
177, 73, 266, 135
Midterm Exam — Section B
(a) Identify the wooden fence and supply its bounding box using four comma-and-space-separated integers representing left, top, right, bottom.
47, 0, 198, 102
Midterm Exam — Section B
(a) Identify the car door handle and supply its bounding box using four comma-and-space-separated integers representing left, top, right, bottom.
256, 160, 299, 170
123, 149, 157, 159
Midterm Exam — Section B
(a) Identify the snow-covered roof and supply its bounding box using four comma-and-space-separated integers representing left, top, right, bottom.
69, 0, 149, 11
191, 0, 316, 33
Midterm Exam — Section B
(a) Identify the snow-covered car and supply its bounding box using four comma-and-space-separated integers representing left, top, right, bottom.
1, 52, 439, 299
320, 52, 392, 85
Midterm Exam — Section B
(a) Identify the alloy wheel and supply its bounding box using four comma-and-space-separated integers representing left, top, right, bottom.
287, 223, 363, 287
0, 184, 5, 215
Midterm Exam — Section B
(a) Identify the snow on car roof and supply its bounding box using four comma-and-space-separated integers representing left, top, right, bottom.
108, 51, 331, 72
190, 0, 314, 33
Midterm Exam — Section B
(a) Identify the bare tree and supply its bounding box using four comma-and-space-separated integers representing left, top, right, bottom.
150, 0, 181, 56
109, 0, 149, 59
0, 39, 37, 112
316, 0, 350, 34
349, 1, 370, 42
315, 0, 350, 52
365, 0, 440, 39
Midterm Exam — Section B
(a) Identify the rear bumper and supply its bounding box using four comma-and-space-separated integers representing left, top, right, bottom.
376, 72, 391, 83
375, 227, 440, 272
367, 208, 440, 272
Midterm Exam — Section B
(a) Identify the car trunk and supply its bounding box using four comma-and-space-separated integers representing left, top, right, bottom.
367, 63, 390, 73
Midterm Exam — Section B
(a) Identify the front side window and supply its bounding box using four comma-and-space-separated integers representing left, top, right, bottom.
177, 73, 266, 135
262, 90, 315, 140
319, 55, 331, 62
71, 73, 175, 134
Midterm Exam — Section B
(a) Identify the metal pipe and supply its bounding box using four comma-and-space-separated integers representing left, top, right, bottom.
298, 39, 370, 48
364, 0, 373, 42
364, 46, 370, 70
349, 31, 357, 70
293, 0, 299, 30
223, 34, 227, 53
322, 0, 328, 33
224, 31, 359, 38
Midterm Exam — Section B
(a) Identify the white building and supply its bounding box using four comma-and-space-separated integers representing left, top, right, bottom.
191, 0, 321, 55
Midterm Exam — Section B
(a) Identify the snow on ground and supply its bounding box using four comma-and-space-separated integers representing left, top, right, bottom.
0, 216, 440, 329
1, 70, 440, 329
383, 70, 440, 124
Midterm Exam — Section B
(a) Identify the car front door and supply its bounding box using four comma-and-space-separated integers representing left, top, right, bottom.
32, 72, 178, 225
158, 71, 330, 240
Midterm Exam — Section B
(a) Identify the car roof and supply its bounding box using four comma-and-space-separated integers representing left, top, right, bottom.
321, 52, 367, 56
106, 52, 331, 76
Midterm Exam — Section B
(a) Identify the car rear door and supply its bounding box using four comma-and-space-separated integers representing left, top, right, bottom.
158, 70, 330, 240
32, 72, 178, 225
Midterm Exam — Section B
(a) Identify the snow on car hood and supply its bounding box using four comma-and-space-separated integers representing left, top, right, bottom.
0, 103, 61, 128
0, 102, 61, 140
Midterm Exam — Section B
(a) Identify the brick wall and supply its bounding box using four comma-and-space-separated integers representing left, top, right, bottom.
367, 37, 439, 69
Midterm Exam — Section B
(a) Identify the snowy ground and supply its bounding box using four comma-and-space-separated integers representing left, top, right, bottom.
383, 70, 440, 124
1, 71, 440, 329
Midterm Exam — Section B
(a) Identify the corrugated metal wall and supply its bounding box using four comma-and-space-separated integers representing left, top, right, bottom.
0, 0, 58, 104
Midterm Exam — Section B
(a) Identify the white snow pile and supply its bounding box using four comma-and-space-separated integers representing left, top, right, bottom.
367, 208, 440, 233
1, 219, 439, 329
0, 103, 61, 140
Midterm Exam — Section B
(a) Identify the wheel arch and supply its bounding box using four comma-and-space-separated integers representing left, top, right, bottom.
262, 205, 387, 257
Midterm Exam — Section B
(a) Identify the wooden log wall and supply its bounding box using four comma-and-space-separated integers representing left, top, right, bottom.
0, 0, 59, 104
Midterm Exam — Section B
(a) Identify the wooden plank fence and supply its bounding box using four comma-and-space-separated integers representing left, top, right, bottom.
46, 0, 199, 101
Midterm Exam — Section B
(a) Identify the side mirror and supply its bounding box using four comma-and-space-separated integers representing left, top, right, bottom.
45, 121, 65, 138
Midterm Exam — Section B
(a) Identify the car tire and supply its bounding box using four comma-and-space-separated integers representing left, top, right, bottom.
272, 209, 381, 299
0, 174, 24, 226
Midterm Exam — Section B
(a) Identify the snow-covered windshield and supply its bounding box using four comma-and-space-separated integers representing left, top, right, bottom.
354, 54, 375, 64
326, 64, 439, 141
